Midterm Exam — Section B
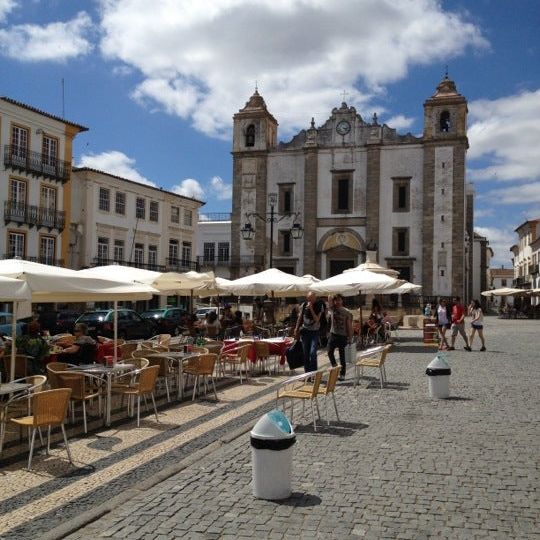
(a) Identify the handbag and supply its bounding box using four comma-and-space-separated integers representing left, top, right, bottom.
285, 339, 304, 369
344, 343, 355, 364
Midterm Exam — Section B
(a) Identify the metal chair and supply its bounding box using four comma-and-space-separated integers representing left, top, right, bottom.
183, 354, 218, 401
355, 345, 391, 389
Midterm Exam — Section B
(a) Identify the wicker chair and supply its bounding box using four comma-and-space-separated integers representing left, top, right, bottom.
0, 375, 47, 455
297, 366, 341, 425
10, 388, 73, 469
146, 355, 174, 402
183, 354, 218, 401
118, 342, 139, 360
3, 354, 30, 380
112, 365, 160, 427
219, 344, 251, 383
254, 341, 271, 375
46, 362, 69, 389
56, 371, 104, 433
354, 345, 391, 389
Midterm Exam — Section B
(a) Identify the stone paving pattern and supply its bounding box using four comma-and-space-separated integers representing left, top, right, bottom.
63, 318, 540, 540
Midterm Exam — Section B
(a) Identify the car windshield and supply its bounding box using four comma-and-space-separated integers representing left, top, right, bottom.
141, 310, 165, 318
78, 311, 110, 323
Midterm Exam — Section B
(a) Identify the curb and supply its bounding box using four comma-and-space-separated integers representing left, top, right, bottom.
41, 417, 257, 540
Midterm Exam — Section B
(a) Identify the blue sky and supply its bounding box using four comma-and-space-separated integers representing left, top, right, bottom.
1, 0, 539, 267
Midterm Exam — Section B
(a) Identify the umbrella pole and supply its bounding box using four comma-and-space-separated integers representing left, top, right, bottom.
190, 291, 194, 313
113, 300, 118, 365
10, 301, 17, 381
358, 292, 363, 340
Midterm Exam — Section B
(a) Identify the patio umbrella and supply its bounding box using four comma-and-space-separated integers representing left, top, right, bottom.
376, 282, 422, 295
0, 275, 32, 302
192, 277, 233, 298
481, 287, 524, 297
309, 269, 403, 296
0, 259, 156, 379
344, 260, 400, 278
219, 268, 318, 297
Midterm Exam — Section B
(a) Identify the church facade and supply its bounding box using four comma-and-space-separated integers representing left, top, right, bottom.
231, 77, 472, 298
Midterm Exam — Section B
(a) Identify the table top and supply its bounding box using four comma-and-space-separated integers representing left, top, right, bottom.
69, 363, 135, 373
0, 382, 31, 396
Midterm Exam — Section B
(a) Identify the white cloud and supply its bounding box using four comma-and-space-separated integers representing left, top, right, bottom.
77, 150, 156, 187
481, 182, 540, 206
384, 114, 415, 131
468, 90, 540, 183
0, 0, 17, 22
0, 11, 93, 62
98, 0, 487, 138
210, 176, 232, 200
475, 226, 515, 267
474, 207, 495, 219
171, 179, 205, 200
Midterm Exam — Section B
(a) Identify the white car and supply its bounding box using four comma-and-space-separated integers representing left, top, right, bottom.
194, 307, 219, 320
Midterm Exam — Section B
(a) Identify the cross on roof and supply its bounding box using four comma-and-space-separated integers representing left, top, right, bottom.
340, 89, 349, 102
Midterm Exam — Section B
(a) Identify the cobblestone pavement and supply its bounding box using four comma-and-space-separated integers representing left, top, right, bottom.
64, 318, 540, 540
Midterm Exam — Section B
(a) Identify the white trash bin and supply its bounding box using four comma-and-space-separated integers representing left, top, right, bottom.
251, 409, 295, 500
426, 354, 451, 399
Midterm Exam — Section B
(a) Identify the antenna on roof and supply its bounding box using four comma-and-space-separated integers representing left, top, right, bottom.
61, 78, 65, 118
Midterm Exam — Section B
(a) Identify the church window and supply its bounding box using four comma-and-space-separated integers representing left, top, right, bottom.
392, 177, 411, 212
279, 184, 294, 213
393, 228, 409, 256
245, 124, 255, 147
332, 173, 352, 214
441, 215, 445, 222
439, 111, 451, 132
280, 230, 292, 256
440, 269, 445, 277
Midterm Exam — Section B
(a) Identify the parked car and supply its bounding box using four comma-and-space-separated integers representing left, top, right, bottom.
140, 307, 187, 335
194, 307, 218, 320
75, 309, 156, 340
0, 312, 27, 337
37, 310, 81, 335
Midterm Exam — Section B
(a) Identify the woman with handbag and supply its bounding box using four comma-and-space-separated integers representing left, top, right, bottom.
294, 292, 325, 373
327, 294, 353, 381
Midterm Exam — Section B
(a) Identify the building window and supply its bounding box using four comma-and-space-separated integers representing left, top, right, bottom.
218, 242, 230, 262
203, 242, 215, 262
9, 178, 27, 206
99, 188, 110, 212
245, 124, 255, 147
136, 197, 145, 219
115, 192, 126, 215
393, 228, 409, 256
148, 245, 158, 268
184, 209, 193, 227
40, 185, 57, 210
501, 279, 507, 287
97, 237, 109, 262
168, 239, 179, 263
39, 236, 56, 264
440, 111, 451, 132
279, 185, 294, 214
280, 230, 292, 256
42, 136, 58, 171
440, 269, 445, 277
182, 241, 192, 265
171, 205, 180, 224
114, 240, 124, 263
11, 126, 28, 162
392, 177, 410, 212
134, 243, 144, 266
149, 201, 159, 222
8, 231, 25, 258
332, 174, 352, 213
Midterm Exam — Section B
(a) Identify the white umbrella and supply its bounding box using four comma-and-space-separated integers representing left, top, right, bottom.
192, 277, 233, 298
481, 287, 524, 297
0, 275, 32, 302
219, 268, 317, 297
376, 282, 422, 295
0, 259, 156, 379
344, 261, 400, 278
309, 269, 403, 296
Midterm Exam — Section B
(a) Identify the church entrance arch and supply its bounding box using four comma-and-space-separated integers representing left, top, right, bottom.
318, 229, 366, 278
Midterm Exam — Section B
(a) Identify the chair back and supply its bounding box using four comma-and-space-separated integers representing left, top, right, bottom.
158, 334, 171, 348
31, 388, 72, 428
132, 349, 158, 358
325, 366, 341, 393
4, 355, 28, 379
137, 365, 160, 394
196, 354, 217, 376
23, 375, 47, 392
379, 344, 391, 365
119, 342, 138, 360
254, 341, 270, 359
119, 357, 149, 370
192, 346, 209, 354
46, 362, 69, 389
147, 355, 170, 377
307, 371, 323, 398
56, 372, 87, 400
203, 341, 223, 355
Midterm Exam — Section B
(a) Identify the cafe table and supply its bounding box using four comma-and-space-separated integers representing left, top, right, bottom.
68, 363, 135, 426
0, 382, 31, 397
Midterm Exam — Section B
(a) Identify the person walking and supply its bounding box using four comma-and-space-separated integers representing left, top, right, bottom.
449, 296, 471, 351
294, 291, 325, 373
327, 294, 353, 380
469, 299, 486, 351
436, 298, 451, 350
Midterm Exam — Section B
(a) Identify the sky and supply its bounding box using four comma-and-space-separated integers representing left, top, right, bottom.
1, 0, 539, 268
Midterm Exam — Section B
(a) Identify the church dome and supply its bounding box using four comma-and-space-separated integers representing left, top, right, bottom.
242, 89, 267, 110
432, 75, 460, 97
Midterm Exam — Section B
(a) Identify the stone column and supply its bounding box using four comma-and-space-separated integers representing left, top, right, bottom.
365, 145, 381, 249
452, 144, 466, 297
422, 144, 435, 297
303, 149, 318, 276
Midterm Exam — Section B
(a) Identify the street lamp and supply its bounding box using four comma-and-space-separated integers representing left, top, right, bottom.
240, 192, 303, 268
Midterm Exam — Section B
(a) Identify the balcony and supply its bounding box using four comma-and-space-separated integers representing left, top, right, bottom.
4, 201, 66, 231
91, 258, 165, 272
2, 254, 64, 266
530, 264, 539, 276
514, 276, 531, 288
165, 258, 199, 272
4, 145, 71, 183
198, 255, 264, 269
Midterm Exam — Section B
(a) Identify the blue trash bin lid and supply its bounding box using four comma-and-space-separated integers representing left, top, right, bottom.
251, 409, 295, 440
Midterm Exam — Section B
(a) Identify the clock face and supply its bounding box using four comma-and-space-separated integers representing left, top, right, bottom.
336, 120, 351, 135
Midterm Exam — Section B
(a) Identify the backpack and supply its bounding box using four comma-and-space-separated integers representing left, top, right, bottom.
285, 339, 304, 369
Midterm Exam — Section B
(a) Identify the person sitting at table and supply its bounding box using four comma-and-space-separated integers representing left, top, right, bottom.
203, 311, 221, 339
220, 305, 235, 332
57, 323, 97, 365
242, 315, 254, 336
16, 321, 49, 375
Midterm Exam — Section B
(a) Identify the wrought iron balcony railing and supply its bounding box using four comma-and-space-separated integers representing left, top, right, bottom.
91, 258, 165, 272
513, 276, 530, 287
2, 254, 64, 266
4, 145, 71, 183
4, 201, 66, 231
197, 255, 264, 268
165, 258, 199, 272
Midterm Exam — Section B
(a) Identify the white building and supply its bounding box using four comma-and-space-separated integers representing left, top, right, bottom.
471, 231, 491, 307
487, 266, 515, 310
0, 97, 87, 266
197, 214, 234, 279
230, 76, 474, 300
70, 168, 204, 281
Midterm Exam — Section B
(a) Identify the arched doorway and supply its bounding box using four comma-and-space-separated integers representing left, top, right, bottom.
318, 229, 365, 278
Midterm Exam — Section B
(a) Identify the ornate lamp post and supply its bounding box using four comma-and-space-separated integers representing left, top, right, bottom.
240, 192, 303, 268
